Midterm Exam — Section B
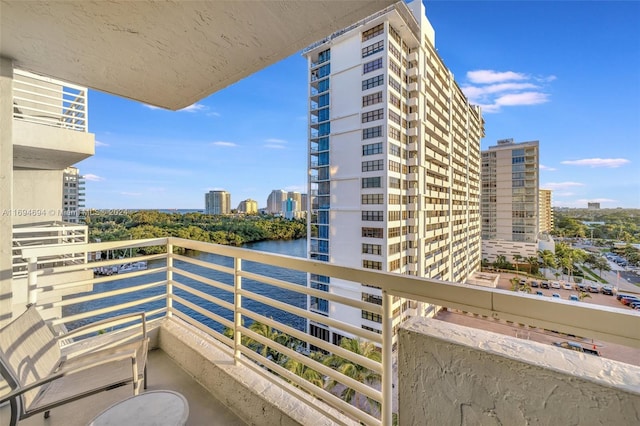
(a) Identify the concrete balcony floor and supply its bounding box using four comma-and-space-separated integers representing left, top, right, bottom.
2, 349, 247, 426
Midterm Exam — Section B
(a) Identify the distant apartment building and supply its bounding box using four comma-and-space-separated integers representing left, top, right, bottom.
539, 189, 553, 234
62, 166, 85, 223
237, 199, 258, 214
266, 190, 287, 214
304, 0, 483, 343
205, 190, 231, 215
588, 202, 601, 210
481, 139, 539, 262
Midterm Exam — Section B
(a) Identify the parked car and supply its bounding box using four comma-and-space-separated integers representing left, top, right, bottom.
561, 282, 573, 290
601, 285, 614, 295
569, 294, 579, 301
576, 283, 588, 292
536, 291, 544, 296
552, 293, 560, 298
588, 284, 600, 293
541, 281, 550, 289
531, 281, 539, 288
550, 281, 561, 289
553, 341, 600, 356
621, 296, 640, 306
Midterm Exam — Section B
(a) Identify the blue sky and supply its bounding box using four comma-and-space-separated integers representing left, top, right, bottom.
79, 0, 640, 210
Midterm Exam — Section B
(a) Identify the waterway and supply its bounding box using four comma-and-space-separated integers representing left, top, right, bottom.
64, 239, 307, 333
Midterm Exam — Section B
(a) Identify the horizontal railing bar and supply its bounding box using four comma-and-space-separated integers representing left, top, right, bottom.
171, 279, 234, 312
240, 308, 382, 373
13, 90, 86, 107
239, 269, 383, 315
41, 281, 166, 309
172, 253, 235, 275
19, 238, 169, 258
49, 294, 165, 326
13, 235, 86, 242
171, 266, 233, 294
45, 267, 167, 293
238, 345, 380, 426
171, 294, 234, 331
89, 253, 165, 268
238, 287, 383, 343
171, 309, 233, 352
14, 68, 88, 91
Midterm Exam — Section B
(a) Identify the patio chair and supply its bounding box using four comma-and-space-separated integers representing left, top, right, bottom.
0, 305, 148, 426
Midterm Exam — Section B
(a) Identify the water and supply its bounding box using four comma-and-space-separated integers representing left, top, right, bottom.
63, 239, 308, 334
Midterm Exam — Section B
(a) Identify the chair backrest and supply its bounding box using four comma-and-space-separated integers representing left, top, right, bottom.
0, 305, 61, 409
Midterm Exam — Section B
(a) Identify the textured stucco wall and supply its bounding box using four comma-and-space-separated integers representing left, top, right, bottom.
398, 318, 640, 426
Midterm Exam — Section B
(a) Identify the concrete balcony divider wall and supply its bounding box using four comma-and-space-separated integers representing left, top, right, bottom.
398, 318, 640, 426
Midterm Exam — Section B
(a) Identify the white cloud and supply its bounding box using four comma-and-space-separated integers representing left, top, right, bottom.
211, 141, 237, 147
265, 138, 287, 144
466, 70, 528, 84
84, 173, 105, 182
554, 192, 575, 197
179, 103, 207, 113
143, 104, 163, 110
463, 69, 554, 113
539, 164, 556, 171
542, 182, 584, 190
207, 111, 221, 117
264, 138, 287, 149
284, 185, 305, 192
561, 158, 630, 168
94, 140, 109, 147
494, 92, 549, 106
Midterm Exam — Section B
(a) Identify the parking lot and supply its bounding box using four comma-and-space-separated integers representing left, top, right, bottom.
435, 272, 640, 366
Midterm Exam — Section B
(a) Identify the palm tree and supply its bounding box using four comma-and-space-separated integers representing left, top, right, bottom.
247, 321, 290, 363
526, 256, 539, 275
537, 249, 556, 278
323, 338, 382, 413
512, 254, 522, 276
283, 357, 324, 388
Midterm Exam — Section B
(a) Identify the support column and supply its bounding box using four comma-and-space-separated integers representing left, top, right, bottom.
0, 57, 14, 325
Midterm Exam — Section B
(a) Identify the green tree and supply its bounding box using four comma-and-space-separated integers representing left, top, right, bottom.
537, 250, 556, 278
512, 254, 522, 276
247, 321, 290, 363
323, 338, 382, 413
283, 357, 324, 388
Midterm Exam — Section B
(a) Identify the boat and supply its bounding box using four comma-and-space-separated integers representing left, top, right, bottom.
94, 261, 148, 276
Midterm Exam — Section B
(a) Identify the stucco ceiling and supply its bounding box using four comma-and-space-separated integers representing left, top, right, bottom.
1, 0, 395, 110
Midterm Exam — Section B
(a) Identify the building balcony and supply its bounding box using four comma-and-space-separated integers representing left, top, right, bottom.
12, 69, 94, 170
6, 237, 640, 426
406, 67, 418, 78
407, 127, 418, 137
408, 51, 419, 63
407, 97, 418, 108
407, 82, 419, 93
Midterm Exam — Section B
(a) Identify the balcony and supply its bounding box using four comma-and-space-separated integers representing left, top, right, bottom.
12, 69, 95, 169
6, 237, 640, 426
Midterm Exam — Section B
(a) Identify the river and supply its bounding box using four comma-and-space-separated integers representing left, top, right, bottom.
64, 238, 308, 333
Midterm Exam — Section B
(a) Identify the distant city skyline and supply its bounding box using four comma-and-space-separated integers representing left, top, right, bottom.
78, 1, 640, 209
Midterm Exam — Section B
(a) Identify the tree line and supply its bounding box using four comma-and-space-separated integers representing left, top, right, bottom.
84, 211, 306, 251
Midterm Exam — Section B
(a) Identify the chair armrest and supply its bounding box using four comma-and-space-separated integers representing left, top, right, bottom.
0, 349, 138, 405
60, 338, 148, 371
58, 311, 147, 342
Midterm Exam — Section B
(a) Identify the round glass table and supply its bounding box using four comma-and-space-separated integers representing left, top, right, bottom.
89, 390, 189, 426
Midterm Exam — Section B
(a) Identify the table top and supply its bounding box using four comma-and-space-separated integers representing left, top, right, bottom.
89, 390, 189, 426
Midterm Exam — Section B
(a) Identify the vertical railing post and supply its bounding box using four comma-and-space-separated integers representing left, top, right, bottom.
166, 241, 173, 318
382, 290, 393, 426
27, 257, 38, 306
234, 257, 242, 366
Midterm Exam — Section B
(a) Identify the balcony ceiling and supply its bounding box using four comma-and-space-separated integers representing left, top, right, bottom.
0, 0, 395, 110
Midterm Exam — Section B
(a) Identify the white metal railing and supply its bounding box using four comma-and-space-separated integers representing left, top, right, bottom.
13, 69, 88, 132
12, 222, 88, 277
17, 237, 640, 426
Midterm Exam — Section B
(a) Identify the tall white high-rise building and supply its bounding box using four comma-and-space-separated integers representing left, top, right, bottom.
62, 166, 85, 223
205, 190, 231, 215
266, 189, 287, 215
304, 0, 483, 344
539, 189, 553, 234
481, 139, 540, 262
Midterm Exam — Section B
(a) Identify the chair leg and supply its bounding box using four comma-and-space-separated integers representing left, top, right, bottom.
44, 410, 50, 419
144, 365, 148, 390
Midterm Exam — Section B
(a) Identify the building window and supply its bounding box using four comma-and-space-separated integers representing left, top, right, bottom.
362, 194, 384, 204
362, 40, 384, 58
362, 108, 384, 123
388, 126, 401, 141
362, 227, 384, 238
389, 177, 401, 189
388, 227, 401, 238
362, 23, 384, 41
362, 159, 384, 172
362, 177, 382, 188
388, 110, 401, 125
362, 310, 382, 323
389, 76, 401, 93
362, 91, 383, 107
389, 259, 400, 271
363, 58, 383, 74
389, 143, 401, 157
362, 142, 383, 156
388, 210, 400, 221
362, 325, 382, 334
362, 211, 384, 221
362, 243, 382, 255
389, 60, 401, 77
388, 242, 401, 255
388, 194, 400, 204
362, 126, 382, 139
388, 160, 401, 173
388, 42, 401, 61
362, 293, 382, 305
362, 260, 382, 271
362, 74, 384, 90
